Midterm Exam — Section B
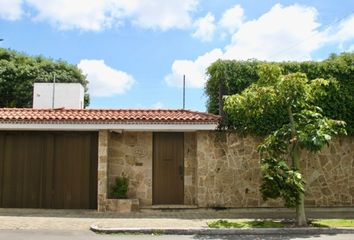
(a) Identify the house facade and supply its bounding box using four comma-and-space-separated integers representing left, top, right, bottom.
0, 108, 353, 211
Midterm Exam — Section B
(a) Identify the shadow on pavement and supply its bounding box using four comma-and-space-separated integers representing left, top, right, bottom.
193, 233, 337, 240
0, 208, 353, 219
0, 208, 296, 219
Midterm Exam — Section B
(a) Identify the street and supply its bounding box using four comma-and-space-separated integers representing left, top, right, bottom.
0, 230, 353, 240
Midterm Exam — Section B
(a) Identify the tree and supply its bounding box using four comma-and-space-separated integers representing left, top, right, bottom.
206, 52, 354, 135
224, 64, 346, 226
0, 48, 89, 108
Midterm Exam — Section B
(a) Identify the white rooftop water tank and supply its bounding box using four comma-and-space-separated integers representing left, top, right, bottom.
33, 83, 85, 109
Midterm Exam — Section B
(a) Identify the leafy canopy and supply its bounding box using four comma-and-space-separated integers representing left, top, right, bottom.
224, 64, 346, 209
206, 52, 354, 135
0, 48, 89, 107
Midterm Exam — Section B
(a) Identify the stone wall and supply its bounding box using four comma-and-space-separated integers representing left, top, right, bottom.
100, 130, 353, 211
302, 138, 354, 206
196, 131, 354, 208
97, 130, 109, 211
107, 131, 153, 206
102, 131, 198, 209
184, 132, 197, 205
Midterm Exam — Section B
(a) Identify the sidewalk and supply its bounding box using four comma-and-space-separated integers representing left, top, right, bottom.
0, 208, 353, 234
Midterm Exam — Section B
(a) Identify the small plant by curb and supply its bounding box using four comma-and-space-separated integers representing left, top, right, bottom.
311, 219, 354, 228
208, 220, 285, 228
208, 219, 354, 229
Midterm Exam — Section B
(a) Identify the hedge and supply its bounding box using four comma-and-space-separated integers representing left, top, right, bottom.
205, 52, 354, 135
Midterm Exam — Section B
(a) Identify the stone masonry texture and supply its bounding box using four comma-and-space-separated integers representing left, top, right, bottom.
108, 131, 153, 207
97, 130, 109, 211
106, 131, 198, 208
196, 131, 354, 208
184, 132, 197, 205
98, 130, 353, 211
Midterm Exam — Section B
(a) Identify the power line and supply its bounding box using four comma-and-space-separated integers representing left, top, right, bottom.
268, 11, 354, 59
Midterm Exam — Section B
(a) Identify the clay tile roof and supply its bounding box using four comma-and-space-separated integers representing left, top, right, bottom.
0, 108, 220, 124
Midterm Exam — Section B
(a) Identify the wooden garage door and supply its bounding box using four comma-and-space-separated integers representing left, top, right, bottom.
0, 131, 98, 209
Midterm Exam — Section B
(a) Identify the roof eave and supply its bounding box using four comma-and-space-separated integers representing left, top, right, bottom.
0, 122, 218, 131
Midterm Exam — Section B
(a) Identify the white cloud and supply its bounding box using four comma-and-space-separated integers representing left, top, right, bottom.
326, 14, 354, 44
123, 0, 198, 30
336, 15, 354, 42
192, 12, 216, 42
6, 0, 198, 31
166, 4, 328, 88
349, 44, 354, 52
224, 4, 323, 61
0, 0, 23, 20
165, 49, 223, 88
78, 59, 134, 97
219, 4, 244, 34
25, 0, 121, 31
151, 101, 164, 109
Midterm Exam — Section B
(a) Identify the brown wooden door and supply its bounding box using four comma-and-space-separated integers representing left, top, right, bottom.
52, 132, 98, 209
153, 132, 184, 204
0, 131, 97, 209
0, 132, 53, 208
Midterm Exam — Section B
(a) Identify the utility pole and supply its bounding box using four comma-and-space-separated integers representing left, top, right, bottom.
183, 75, 186, 109
52, 73, 56, 109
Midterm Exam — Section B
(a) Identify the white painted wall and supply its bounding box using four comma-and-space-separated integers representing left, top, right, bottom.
33, 83, 84, 109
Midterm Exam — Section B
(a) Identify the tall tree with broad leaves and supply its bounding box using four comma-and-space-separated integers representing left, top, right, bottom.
224, 64, 347, 226
206, 52, 354, 135
0, 48, 89, 108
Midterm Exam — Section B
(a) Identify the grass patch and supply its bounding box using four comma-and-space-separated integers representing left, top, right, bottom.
208, 219, 354, 229
310, 219, 354, 228
208, 219, 284, 228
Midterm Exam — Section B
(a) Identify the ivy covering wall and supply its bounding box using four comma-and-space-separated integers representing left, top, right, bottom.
205, 52, 354, 135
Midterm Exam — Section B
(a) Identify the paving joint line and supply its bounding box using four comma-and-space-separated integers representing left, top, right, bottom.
90, 224, 354, 235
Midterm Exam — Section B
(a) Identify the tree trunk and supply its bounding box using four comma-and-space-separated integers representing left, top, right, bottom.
288, 106, 307, 226
292, 143, 307, 226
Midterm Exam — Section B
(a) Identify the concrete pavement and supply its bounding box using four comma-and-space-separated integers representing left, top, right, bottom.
1, 207, 353, 230
0, 207, 353, 237
0, 230, 353, 240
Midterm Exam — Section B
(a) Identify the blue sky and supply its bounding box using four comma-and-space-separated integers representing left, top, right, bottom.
0, 0, 353, 111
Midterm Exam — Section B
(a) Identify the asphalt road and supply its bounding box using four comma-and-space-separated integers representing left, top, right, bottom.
0, 230, 353, 240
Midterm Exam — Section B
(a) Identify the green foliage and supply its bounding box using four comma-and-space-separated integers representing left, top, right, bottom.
208, 219, 354, 228
258, 125, 291, 157
225, 64, 346, 218
111, 176, 129, 199
311, 219, 354, 227
294, 109, 347, 152
206, 52, 354, 135
206, 59, 260, 114
259, 157, 305, 207
257, 111, 346, 155
223, 65, 292, 135
0, 48, 89, 107
208, 219, 284, 228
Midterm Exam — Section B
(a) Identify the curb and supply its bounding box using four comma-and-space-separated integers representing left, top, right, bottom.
90, 225, 354, 235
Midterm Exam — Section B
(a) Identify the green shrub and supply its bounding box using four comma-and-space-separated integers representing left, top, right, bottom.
111, 176, 128, 199
206, 52, 354, 135
208, 219, 284, 228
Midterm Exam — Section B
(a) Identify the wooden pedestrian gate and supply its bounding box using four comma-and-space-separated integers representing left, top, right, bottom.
153, 132, 184, 204
0, 131, 98, 209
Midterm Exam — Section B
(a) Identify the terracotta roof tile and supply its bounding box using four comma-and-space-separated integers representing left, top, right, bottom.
0, 108, 220, 124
